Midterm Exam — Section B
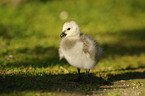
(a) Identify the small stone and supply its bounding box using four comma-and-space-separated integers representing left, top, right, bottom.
104, 89, 106, 90
9, 55, 13, 58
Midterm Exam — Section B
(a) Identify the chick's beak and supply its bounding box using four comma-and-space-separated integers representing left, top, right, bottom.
60, 32, 66, 38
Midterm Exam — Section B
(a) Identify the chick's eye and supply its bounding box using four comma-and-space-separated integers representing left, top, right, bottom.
67, 28, 71, 30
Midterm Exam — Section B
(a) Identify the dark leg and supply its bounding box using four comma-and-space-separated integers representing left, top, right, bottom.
77, 68, 81, 81
86, 69, 90, 83
74, 68, 81, 82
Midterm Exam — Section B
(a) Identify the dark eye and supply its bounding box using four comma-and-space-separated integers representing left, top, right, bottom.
67, 28, 71, 30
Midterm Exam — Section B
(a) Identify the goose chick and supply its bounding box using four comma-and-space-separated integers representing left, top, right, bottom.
59, 21, 103, 82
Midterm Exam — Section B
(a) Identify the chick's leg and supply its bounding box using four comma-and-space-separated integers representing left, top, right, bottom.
86, 69, 90, 83
77, 68, 81, 80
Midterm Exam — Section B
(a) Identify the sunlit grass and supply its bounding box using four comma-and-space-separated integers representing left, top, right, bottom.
0, 0, 145, 96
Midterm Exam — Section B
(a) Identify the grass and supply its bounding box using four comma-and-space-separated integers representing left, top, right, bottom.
0, 0, 145, 96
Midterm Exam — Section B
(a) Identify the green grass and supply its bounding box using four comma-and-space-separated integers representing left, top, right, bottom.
0, 0, 145, 96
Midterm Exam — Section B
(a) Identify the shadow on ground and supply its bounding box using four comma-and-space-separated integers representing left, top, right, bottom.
0, 67, 145, 94
0, 73, 105, 93
107, 68, 145, 82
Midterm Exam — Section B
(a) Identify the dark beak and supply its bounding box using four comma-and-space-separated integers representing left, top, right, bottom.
60, 32, 66, 38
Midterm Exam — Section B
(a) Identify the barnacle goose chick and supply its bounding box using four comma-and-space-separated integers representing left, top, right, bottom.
59, 21, 103, 82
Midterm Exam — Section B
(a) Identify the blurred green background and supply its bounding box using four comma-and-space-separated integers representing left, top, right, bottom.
0, 0, 145, 96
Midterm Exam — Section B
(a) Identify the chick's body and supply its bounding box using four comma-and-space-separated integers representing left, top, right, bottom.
60, 35, 96, 69
59, 21, 103, 81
